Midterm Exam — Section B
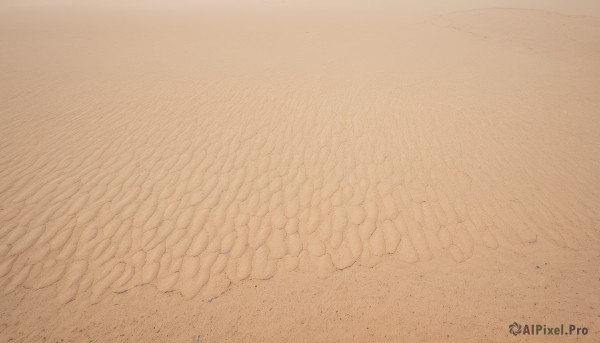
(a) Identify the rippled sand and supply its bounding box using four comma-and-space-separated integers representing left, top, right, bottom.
1, 0, 599, 341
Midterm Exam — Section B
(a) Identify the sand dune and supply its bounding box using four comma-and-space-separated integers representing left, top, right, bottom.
1, 1, 599, 341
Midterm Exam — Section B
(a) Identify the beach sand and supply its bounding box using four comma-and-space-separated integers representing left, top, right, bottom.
0, 0, 599, 341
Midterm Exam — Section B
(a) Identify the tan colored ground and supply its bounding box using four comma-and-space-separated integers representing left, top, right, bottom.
0, 1, 599, 342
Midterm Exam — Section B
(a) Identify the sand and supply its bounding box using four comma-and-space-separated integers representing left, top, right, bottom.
0, 0, 599, 341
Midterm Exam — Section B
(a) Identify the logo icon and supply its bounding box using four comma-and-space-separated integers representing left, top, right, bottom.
509, 322, 522, 336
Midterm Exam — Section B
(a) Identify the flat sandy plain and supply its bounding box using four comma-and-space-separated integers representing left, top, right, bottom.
0, 0, 599, 341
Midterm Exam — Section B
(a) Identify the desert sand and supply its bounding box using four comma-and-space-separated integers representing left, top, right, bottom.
0, 0, 599, 341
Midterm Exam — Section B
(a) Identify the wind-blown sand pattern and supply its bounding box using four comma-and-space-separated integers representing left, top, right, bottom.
1, 1, 599, 341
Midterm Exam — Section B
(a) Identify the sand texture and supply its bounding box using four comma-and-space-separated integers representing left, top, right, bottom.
1, 1, 599, 341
